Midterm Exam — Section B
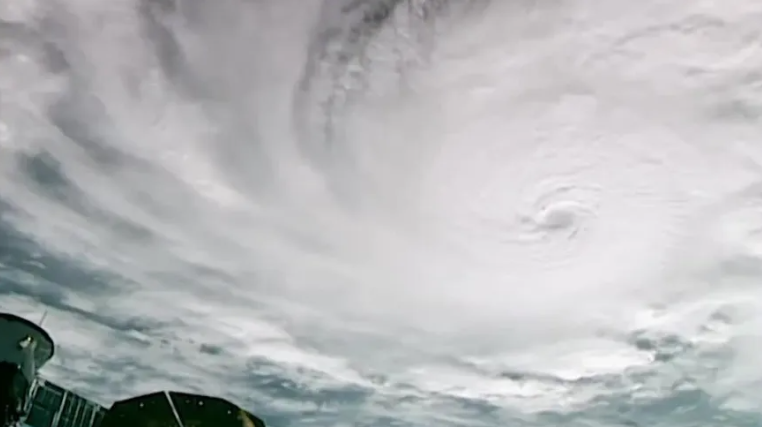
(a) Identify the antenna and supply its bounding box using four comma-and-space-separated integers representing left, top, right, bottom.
38, 310, 48, 327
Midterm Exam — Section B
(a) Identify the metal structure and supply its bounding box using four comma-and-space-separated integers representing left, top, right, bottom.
99, 391, 266, 427
22, 379, 105, 427
0, 313, 55, 427
0, 313, 266, 427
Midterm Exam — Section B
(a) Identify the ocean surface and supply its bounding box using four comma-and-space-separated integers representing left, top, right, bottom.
1, 0, 762, 426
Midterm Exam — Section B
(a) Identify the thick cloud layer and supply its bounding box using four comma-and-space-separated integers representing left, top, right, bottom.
1, 0, 762, 426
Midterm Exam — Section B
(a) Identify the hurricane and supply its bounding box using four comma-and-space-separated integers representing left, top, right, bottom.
1, 0, 762, 426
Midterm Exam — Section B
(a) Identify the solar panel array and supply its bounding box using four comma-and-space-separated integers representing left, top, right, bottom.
22, 379, 105, 427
